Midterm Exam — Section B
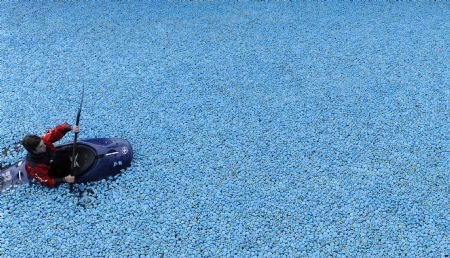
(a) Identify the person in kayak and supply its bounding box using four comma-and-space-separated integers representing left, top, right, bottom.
21, 122, 80, 187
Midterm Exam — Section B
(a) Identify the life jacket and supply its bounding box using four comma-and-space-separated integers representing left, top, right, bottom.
26, 146, 56, 168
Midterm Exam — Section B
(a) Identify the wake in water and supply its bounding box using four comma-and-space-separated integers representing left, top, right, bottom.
0, 142, 22, 168
0, 142, 27, 192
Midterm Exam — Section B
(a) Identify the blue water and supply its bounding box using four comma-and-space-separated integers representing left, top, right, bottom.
1, 1, 449, 257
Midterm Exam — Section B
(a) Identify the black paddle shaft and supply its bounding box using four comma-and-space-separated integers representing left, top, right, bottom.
70, 85, 84, 177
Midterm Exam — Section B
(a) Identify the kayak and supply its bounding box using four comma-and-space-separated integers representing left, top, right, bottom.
0, 138, 133, 191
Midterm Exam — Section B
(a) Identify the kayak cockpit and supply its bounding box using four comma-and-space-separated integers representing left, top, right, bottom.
56, 144, 96, 177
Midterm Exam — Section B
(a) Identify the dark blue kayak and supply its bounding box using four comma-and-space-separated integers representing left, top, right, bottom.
0, 138, 133, 191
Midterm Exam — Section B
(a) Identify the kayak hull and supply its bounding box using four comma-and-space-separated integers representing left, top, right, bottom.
0, 161, 27, 191
69, 138, 133, 183
0, 138, 133, 191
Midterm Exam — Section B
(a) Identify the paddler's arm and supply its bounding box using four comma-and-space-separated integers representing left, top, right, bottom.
29, 165, 57, 187
55, 175, 75, 184
41, 122, 80, 144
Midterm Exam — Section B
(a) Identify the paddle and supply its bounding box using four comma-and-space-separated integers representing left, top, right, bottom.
70, 84, 84, 192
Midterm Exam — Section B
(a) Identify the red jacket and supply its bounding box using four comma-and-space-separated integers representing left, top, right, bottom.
25, 122, 71, 187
